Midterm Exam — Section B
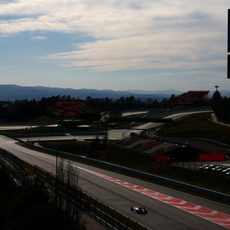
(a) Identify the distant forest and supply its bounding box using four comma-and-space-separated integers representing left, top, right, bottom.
0, 94, 229, 123
0, 95, 161, 122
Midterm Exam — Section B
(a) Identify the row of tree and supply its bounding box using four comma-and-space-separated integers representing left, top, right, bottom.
1, 92, 229, 122
0, 95, 161, 121
212, 92, 230, 123
0, 167, 78, 230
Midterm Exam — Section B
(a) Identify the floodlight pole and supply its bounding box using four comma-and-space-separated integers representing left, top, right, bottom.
228, 9, 230, 78
228, 9, 230, 53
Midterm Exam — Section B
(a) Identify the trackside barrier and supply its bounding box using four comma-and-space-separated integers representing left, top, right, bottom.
10, 130, 107, 139
0, 149, 149, 230
37, 169, 148, 230
157, 136, 230, 149
0, 149, 29, 185
21, 141, 230, 204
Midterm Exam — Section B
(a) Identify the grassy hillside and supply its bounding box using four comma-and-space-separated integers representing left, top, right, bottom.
159, 113, 230, 145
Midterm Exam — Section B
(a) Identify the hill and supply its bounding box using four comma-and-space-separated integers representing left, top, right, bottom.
0, 84, 181, 101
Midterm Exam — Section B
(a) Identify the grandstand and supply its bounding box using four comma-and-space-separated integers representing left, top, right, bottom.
166, 91, 209, 105
48, 100, 85, 117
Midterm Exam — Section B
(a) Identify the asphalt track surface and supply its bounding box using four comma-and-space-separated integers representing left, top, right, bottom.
109, 110, 211, 139
0, 135, 229, 230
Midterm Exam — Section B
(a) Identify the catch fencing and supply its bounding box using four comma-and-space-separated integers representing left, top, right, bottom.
20, 141, 230, 203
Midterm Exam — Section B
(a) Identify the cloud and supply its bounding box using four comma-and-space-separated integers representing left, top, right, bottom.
0, 0, 227, 37
46, 29, 225, 71
31, 35, 46, 40
0, 0, 229, 72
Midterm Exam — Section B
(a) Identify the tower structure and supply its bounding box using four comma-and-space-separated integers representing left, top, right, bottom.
228, 9, 230, 78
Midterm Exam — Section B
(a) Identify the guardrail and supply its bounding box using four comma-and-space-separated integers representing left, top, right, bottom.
20, 140, 230, 204
157, 136, 230, 149
0, 149, 149, 230
10, 129, 107, 138
36, 166, 149, 230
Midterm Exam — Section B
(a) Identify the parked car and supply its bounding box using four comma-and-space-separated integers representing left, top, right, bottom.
222, 167, 230, 174
199, 164, 209, 170
215, 165, 227, 174
202, 164, 216, 171
131, 206, 148, 215
211, 165, 223, 173
199, 164, 230, 177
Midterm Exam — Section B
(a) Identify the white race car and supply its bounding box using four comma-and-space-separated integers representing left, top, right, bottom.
131, 206, 148, 215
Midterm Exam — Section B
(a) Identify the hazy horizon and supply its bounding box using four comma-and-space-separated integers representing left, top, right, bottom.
1, 83, 230, 93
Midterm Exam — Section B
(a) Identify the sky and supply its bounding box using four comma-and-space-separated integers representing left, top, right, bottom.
0, 0, 230, 92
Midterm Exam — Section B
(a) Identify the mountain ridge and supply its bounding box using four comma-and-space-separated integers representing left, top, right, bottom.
0, 84, 181, 101
1, 84, 229, 101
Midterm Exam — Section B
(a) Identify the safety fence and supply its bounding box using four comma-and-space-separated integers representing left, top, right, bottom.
0, 149, 149, 230
18, 140, 230, 203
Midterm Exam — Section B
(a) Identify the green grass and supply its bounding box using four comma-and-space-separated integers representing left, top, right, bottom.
159, 113, 230, 145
